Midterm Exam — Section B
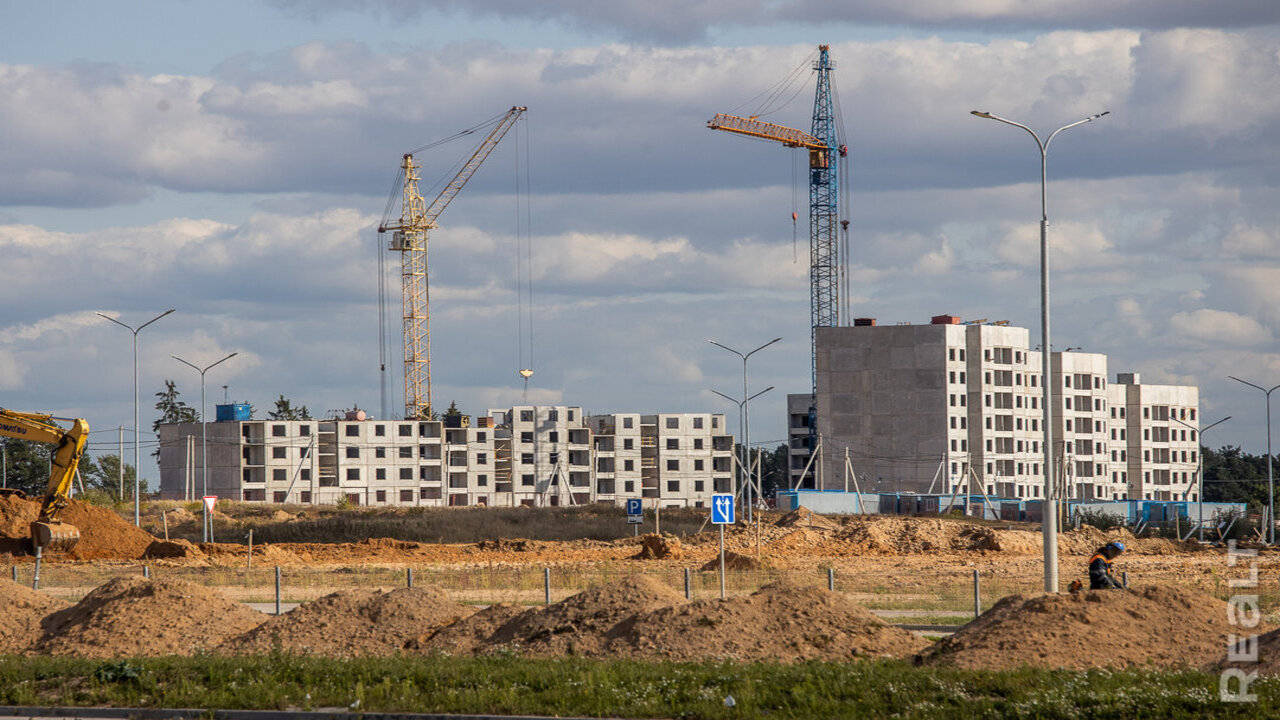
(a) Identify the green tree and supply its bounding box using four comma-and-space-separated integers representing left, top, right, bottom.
443, 401, 463, 421
153, 379, 199, 459
0, 437, 53, 496
79, 454, 138, 500
268, 395, 312, 420
1203, 445, 1273, 509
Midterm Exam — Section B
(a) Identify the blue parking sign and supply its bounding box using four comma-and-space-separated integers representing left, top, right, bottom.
626, 498, 643, 518
711, 494, 735, 525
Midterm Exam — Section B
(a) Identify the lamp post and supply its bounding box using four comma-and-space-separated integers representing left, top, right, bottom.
709, 337, 782, 523
1229, 376, 1280, 544
98, 309, 176, 526
173, 352, 238, 542
971, 109, 1108, 593
1174, 415, 1230, 542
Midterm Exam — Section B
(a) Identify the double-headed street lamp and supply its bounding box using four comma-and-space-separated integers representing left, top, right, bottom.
971, 109, 1108, 593
711, 385, 774, 519
1229, 376, 1280, 544
173, 352, 238, 542
1173, 415, 1230, 542
708, 337, 782, 523
98, 309, 175, 526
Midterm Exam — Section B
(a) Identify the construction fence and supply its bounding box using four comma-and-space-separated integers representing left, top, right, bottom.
11, 562, 1276, 631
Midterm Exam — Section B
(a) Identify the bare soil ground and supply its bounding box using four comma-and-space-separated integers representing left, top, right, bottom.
2, 497, 1276, 670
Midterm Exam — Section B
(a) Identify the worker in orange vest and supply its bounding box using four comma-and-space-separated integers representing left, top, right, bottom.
1088, 541, 1125, 589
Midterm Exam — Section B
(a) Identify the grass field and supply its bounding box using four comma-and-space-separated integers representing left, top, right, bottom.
0, 654, 1274, 719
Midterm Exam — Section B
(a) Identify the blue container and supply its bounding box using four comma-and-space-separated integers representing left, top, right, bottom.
215, 403, 251, 422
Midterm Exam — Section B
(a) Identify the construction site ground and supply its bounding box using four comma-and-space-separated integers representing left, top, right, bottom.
2, 496, 1276, 672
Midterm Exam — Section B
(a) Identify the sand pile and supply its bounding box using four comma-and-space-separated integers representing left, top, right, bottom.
0, 495, 156, 560
922, 584, 1248, 670
700, 551, 764, 571
775, 507, 840, 532
1216, 627, 1280, 676
610, 582, 928, 662
196, 542, 303, 566
486, 575, 686, 656
33, 577, 264, 658
633, 534, 684, 560
411, 603, 529, 655
0, 578, 69, 654
220, 586, 474, 657
144, 538, 206, 559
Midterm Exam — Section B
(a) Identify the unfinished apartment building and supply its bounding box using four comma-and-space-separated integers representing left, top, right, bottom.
1108, 373, 1202, 501
158, 405, 735, 508
788, 315, 1198, 502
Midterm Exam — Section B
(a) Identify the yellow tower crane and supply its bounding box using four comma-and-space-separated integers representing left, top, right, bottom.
379, 106, 526, 420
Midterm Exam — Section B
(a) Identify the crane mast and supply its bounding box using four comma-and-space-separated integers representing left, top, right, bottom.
707, 45, 842, 396
380, 106, 526, 420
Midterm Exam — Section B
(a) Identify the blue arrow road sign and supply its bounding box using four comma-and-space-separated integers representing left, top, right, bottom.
626, 498, 643, 516
711, 494, 735, 525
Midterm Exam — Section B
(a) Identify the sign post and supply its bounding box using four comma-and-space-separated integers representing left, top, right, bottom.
626, 498, 643, 536
202, 495, 217, 543
711, 493, 735, 599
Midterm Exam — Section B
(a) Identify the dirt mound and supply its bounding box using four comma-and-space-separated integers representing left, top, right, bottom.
33, 577, 264, 658
195, 542, 303, 566
766, 527, 831, 553
476, 538, 541, 552
610, 581, 928, 662
487, 575, 686, 656
0, 495, 156, 560
220, 586, 473, 657
1216, 626, 1280, 676
633, 534, 684, 560
922, 584, 1249, 670
775, 507, 840, 531
0, 578, 70, 653
410, 603, 530, 656
700, 551, 764, 571
144, 539, 206, 559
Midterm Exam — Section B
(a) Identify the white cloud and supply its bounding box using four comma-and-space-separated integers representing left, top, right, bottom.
1170, 308, 1273, 347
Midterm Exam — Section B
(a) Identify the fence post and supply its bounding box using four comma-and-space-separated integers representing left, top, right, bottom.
407, 567, 414, 588
827, 568, 835, 592
1122, 571, 1129, 589
143, 565, 151, 579
11, 565, 16, 583
544, 567, 551, 605
972, 569, 980, 619
684, 568, 692, 600
275, 566, 282, 615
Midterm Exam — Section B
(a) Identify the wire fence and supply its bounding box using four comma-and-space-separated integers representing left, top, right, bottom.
12, 561, 1275, 629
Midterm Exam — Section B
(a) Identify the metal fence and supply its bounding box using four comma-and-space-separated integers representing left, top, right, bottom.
12, 561, 1273, 630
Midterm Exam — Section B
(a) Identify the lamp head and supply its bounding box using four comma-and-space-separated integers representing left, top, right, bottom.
970, 110, 994, 119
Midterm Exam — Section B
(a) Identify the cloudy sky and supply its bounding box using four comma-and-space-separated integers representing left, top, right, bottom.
3, 1, 1280, 481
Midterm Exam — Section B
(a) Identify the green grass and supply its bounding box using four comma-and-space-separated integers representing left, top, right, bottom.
0, 654, 1273, 719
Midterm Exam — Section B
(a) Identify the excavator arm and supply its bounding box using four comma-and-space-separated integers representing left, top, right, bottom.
0, 408, 88, 552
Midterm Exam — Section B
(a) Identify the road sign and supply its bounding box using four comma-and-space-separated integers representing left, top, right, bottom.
202, 495, 217, 514
711, 494, 735, 525
626, 498, 643, 525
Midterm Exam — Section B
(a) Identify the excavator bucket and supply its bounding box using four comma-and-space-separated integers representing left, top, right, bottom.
31, 521, 80, 554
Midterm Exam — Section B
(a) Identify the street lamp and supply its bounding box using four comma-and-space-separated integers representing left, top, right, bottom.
1174, 415, 1230, 542
709, 337, 782, 523
173, 352, 238, 542
98, 309, 175, 526
711, 386, 774, 517
1229, 376, 1280, 544
971, 109, 1108, 593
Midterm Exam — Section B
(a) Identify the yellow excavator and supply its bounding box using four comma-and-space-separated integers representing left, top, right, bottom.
0, 408, 87, 554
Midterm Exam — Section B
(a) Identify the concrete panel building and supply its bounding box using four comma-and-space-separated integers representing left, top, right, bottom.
159, 405, 734, 509
788, 315, 1200, 503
